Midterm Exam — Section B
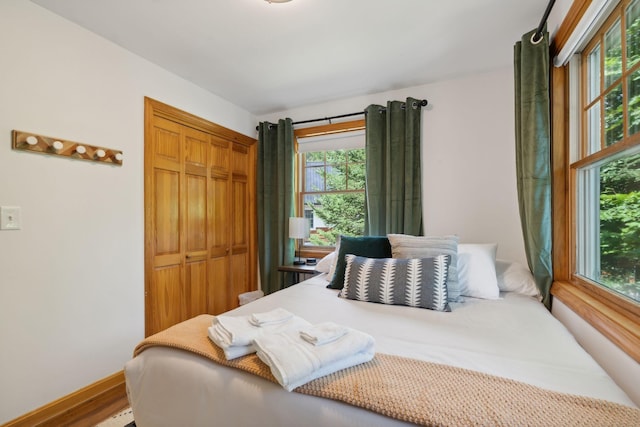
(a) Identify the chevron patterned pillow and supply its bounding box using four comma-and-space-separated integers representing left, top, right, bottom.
339, 255, 452, 312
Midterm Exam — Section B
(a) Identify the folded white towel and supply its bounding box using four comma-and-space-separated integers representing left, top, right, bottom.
214, 309, 298, 346
299, 322, 348, 346
207, 326, 256, 359
254, 327, 375, 391
249, 307, 293, 327
208, 309, 310, 360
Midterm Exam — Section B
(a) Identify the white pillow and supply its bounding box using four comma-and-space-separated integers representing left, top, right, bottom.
326, 237, 341, 282
495, 259, 540, 297
315, 251, 335, 274
457, 243, 499, 300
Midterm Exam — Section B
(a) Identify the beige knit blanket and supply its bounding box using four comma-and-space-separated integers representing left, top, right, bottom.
134, 314, 640, 427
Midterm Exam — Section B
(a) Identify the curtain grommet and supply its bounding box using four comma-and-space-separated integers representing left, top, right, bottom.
530, 32, 544, 45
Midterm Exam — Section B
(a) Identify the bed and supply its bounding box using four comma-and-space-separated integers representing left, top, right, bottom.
125, 239, 639, 427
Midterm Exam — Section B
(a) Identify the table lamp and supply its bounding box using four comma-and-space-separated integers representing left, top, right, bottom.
289, 217, 309, 265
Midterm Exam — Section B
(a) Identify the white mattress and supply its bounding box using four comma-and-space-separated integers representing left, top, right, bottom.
125, 275, 636, 427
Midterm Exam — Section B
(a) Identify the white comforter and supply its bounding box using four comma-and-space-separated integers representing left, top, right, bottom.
125, 275, 635, 427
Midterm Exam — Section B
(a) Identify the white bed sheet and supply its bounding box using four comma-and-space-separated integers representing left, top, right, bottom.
125, 275, 636, 427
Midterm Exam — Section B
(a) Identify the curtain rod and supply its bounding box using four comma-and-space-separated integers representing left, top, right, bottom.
533, 0, 556, 43
293, 110, 364, 126
256, 99, 428, 131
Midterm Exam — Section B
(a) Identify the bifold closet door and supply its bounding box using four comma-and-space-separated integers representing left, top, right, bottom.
184, 127, 210, 318
231, 144, 251, 302
209, 136, 231, 314
147, 117, 188, 335
147, 119, 212, 334
145, 97, 257, 336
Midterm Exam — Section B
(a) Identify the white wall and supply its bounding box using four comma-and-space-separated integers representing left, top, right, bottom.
259, 67, 528, 265
0, 1, 255, 423
547, 0, 574, 40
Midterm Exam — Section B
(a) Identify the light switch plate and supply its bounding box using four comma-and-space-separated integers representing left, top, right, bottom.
0, 206, 21, 230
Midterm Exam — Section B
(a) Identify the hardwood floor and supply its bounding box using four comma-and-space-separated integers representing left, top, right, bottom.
95, 406, 133, 427
73, 395, 130, 427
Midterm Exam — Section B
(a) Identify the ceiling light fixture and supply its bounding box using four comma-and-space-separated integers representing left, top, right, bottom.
265, 0, 292, 3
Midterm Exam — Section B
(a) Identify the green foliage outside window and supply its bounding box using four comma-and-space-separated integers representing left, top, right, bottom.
596, 1, 640, 301
599, 153, 640, 300
304, 149, 365, 246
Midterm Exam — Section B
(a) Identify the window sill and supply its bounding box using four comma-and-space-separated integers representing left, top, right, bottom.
551, 280, 640, 363
299, 247, 333, 259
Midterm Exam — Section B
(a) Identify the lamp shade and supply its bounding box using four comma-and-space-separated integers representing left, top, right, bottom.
289, 217, 309, 239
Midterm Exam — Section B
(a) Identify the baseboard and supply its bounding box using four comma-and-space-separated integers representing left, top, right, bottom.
3, 371, 128, 427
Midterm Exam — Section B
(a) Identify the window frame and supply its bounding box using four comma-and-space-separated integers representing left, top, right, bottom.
293, 119, 366, 258
552, 0, 640, 363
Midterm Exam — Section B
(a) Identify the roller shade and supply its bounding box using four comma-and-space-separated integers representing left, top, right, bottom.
296, 130, 365, 153
554, 0, 619, 67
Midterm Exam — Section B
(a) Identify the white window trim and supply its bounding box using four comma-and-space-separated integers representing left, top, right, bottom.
569, 54, 582, 163
575, 166, 601, 280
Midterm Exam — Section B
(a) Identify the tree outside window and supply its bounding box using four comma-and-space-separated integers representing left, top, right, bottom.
599, 152, 640, 299
578, 0, 640, 302
301, 148, 365, 246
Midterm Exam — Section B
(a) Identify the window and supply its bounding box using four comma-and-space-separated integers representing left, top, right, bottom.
301, 148, 365, 246
574, 0, 640, 304
552, 0, 640, 364
294, 120, 366, 249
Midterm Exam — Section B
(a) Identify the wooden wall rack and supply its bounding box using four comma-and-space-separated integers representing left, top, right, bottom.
12, 130, 123, 166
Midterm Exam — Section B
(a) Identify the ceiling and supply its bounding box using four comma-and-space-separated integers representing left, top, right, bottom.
31, 0, 550, 116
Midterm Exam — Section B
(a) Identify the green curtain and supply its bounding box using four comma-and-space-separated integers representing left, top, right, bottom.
257, 119, 295, 295
514, 28, 553, 308
364, 97, 423, 236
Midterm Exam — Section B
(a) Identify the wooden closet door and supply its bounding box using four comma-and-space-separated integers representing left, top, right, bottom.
184, 127, 210, 317
145, 97, 257, 336
231, 144, 250, 304
209, 136, 231, 314
147, 117, 187, 334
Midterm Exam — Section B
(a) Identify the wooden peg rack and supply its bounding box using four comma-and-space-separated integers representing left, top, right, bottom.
12, 130, 123, 166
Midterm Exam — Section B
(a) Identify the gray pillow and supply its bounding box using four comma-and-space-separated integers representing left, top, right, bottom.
339, 255, 451, 312
387, 234, 461, 302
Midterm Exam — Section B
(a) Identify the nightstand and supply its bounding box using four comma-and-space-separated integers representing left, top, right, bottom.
278, 263, 319, 285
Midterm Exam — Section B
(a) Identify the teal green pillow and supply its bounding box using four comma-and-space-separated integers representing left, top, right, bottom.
327, 236, 392, 289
